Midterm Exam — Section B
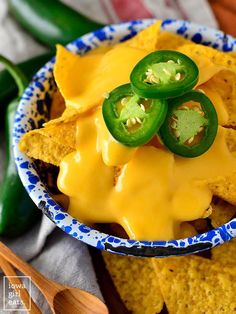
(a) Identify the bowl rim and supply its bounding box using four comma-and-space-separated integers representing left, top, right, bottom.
13, 18, 236, 257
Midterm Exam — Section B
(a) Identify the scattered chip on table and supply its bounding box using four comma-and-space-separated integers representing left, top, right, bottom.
211, 238, 236, 267
154, 255, 236, 314
102, 252, 164, 314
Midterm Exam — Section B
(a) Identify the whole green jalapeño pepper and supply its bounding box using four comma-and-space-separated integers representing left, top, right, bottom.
159, 90, 218, 157
102, 84, 167, 147
130, 50, 199, 99
9, 0, 105, 48
0, 52, 53, 107
0, 55, 40, 237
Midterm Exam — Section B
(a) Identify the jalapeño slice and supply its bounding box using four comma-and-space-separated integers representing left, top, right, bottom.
130, 50, 199, 99
102, 83, 167, 147
159, 90, 218, 157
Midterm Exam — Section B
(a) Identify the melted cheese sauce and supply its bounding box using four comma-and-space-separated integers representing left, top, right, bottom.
56, 44, 236, 240
57, 106, 236, 240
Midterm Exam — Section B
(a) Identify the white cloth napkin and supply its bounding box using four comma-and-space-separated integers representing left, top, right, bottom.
0, 0, 217, 313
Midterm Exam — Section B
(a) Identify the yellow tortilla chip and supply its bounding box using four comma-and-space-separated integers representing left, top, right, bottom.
229, 51, 236, 59
179, 44, 236, 69
201, 70, 236, 126
178, 44, 236, 85
203, 128, 236, 205
155, 31, 192, 50
19, 133, 73, 166
86, 45, 111, 56
208, 173, 236, 206
54, 44, 147, 113
225, 128, 236, 156
102, 252, 163, 314
123, 20, 161, 51
210, 199, 236, 228
54, 45, 103, 112
54, 45, 82, 100
19, 121, 76, 166
45, 107, 81, 127
212, 238, 236, 267
154, 255, 236, 314
36, 121, 76, 148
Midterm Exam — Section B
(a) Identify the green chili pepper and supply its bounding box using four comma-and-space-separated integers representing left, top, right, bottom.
102, 84, 167, 147
9, 0, 105, 48
0, 55, 40, 237
0, 52, 53, 114
130, 50, 199, 99
159, 90, 218, 157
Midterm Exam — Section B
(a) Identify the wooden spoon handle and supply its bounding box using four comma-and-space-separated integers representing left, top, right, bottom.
0, 256, 41, 314
0, 242, 62, 302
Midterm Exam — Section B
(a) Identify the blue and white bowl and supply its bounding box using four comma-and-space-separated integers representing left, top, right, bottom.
13, 19, 236, 257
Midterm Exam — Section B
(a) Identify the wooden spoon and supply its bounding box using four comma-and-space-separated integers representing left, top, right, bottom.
0, 242, 108, 314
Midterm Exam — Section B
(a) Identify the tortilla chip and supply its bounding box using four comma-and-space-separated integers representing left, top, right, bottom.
178, 44, 236, 85
208, 174, 236, 206
86, 45, 111, 56
179, 44, 236, 69
54, 44, 81, 106
102, 252, 163, 314
37, 121, 76, 148
50, 89, 66, 120
44, 107, 80, 127
212, 238, 236, 267
19, 121, 76, 166
206, 128, 236, 204
201, 70, 236, 126
54, 43, 147, 113
19, 133, 73, 166
225, 127, 236, 156
210, 199, 236, 228
229, 51, 236, 59
155, 31, 192, 50
54, 44, 104, 111
154, 255, 236, 314
123, 20, 161, 51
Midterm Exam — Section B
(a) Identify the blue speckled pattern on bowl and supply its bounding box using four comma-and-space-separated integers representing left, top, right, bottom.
13, 19, 236, 257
